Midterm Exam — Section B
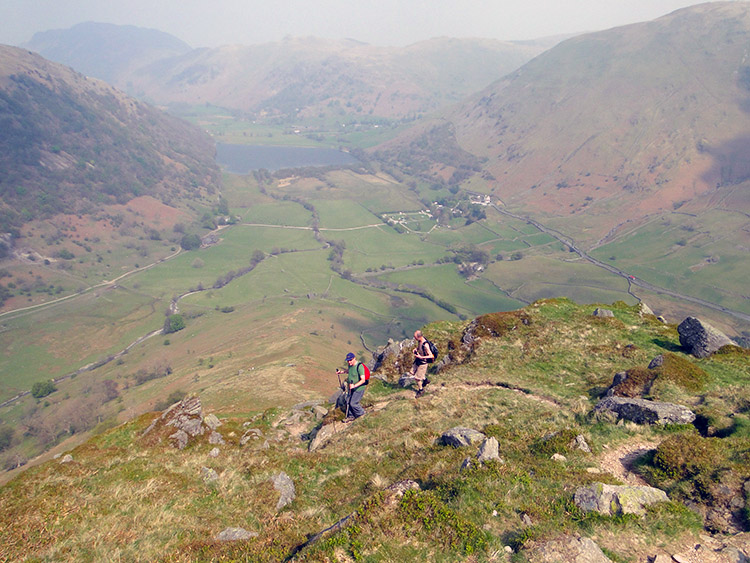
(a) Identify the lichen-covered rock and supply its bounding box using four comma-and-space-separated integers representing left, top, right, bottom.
208, 431, 225, 445
592, 308, 614, 318
678, 316, 735, 358
203, 413, 222, 430
477, 437, 502, 463
272, 471, 295, 510
201, 466, 219, 482
525, 534, 613, 562
574, 483, 668, 516
308, 423, 339, 451
215, 527, 258, 541
439, 427, 486, 448
595, 396, 695, 425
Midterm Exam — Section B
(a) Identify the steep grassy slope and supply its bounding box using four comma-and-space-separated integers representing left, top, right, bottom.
375, 2, 750, 326
1, 299, 748, 561
0, 45, 221, 233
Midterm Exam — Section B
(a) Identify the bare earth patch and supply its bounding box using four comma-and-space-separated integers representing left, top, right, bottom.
598, 438, 660, 486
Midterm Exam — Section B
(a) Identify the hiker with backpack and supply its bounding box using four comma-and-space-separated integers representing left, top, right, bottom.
335, 352, 369, 422
410, 330, 435, 398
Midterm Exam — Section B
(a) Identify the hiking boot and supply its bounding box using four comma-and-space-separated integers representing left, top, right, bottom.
415, 389, 424, 398
343, 416, 356, 423
423, 378, 431, 387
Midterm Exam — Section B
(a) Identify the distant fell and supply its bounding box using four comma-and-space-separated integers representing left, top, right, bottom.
23, 22, 192, 85
0, 45, 221, 232
21, 23, 550, 120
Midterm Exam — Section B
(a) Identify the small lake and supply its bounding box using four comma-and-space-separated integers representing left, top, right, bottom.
215, 143, 359, 173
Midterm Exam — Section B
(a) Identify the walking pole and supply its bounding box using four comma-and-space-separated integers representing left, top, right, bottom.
344, 383, 351, 420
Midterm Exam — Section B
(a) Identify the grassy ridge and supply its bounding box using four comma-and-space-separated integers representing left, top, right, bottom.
2, 299, 747, 561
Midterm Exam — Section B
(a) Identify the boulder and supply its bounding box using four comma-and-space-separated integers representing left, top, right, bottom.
309, 423, 339, 452
524, 534, 613, 563
678, 316, 735, 358
439, 427, 486, 448
574, 483, 668, 516
595, 396, 695, 425
477, 437, 502, 463
203, 414, 222, 430
59, 454, 73, 464
572, 435, 591, 453
215, 527, 258, 541
592, 308, 614, 318
209, 448, 220, 458
637, 302, 654, 317
201, 467, 219, 482
272, 471, 295, 510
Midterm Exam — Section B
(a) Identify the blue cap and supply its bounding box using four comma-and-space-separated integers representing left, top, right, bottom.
345, 352, 355, 361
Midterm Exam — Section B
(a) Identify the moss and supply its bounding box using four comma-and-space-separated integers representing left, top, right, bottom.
530, 428, 580, 456
473, 310, 531, 339
655, 352, 708, 392
652, 432, 719, 480
610, 366, 655, 397
715, 345, 750, 358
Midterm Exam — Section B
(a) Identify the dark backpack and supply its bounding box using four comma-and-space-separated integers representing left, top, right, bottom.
357, 362, 371, 383
425, 340, 438, 363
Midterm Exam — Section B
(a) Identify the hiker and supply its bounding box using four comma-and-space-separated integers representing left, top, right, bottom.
410, 330, 434, 397
335, 352, 368, 422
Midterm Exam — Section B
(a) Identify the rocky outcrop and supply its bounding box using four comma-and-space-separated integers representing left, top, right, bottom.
142, 396, 221, 449
595, 396, 695, 425
308, 423, 340, 452
439, 427, 486, 448
678, 316, 735, 358
524, 534, 613, 562
574, 483, 669, 516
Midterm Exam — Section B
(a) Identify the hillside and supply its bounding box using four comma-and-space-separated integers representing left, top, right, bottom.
375, 2, 750, 326
0, 44, 221, 234
1, 299, 748, 561
24, 23, 549, 121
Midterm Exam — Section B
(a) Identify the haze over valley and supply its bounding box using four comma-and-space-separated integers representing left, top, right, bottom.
1, 3, 750, 561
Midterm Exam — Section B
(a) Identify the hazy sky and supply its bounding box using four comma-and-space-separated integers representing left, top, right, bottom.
0, 0, 726, 48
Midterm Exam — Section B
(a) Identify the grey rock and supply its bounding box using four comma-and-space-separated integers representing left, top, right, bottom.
573, 434, 591, 453
201, 466, 219, 482
460, 457, 475, 471
678, 316, 735, 358
240, 428, 263, 445
272, 471, 295, 510
309, 423, 338, 451
208, 431, 225, 445
312, 405, 328, 420
521, 513, 533, 526
292, 399, 323, 411
477, 437, 502, 463
398, 374, 417, 388
215, 527, 258, 541
637, 302, 654, 317
595, 396, 695, 425
592, 308, 614, 318
525, 535, 613, 563
203, 413, 222, 430
209, 447, 220, 458
169, 429, 189, 450
439, 427, 486, 448
648, 354, 665, 369
551, 453, 567, 462
574, 483, 668, 516
60, 454, 73, 464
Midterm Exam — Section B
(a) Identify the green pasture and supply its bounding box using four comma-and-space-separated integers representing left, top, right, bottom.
378, 263, 519, 317
241, 201, 313, 226
313, 199, 383, 229
0, 289, 164, 400
426, 222, 501, 247
336, 227, 447, 271
484, 255, 634, 306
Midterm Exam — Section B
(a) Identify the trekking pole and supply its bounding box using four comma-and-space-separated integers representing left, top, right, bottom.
344, 383, 351, 420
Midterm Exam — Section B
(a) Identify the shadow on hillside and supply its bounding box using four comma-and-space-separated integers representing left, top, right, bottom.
700, 134, 750, 188
652, 338, 682, 353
